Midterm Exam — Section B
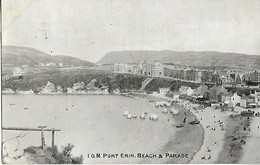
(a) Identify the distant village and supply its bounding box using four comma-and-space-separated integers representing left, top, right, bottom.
157, 84, 260, 110
2, 60, 260, 110
113, 61, 260, 110
113, 61, 260, 86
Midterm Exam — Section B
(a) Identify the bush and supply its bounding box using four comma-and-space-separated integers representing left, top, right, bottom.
50, 144, 83, 164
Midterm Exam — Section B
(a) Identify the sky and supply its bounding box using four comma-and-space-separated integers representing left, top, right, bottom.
2, 0, 260, 62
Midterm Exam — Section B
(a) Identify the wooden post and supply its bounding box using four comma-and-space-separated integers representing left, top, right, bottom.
52, 129, 55, 147
2, 127, 61, 149
38, 126, 47, 149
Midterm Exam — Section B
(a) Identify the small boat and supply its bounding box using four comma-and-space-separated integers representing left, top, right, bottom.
176, 123, 184, 128
127, 114, 132, 119
140, 114, 146, 120
188, 120, 200, 125
24, 108, 29, 110
132, 115, 138, 119
123, 111, 129, 116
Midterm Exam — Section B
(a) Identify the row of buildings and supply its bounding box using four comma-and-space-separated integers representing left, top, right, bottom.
113, 61, 257, 84
161, 84, 260, 109
113, 61, 217, 81
164, 66, 218, 83
114, 61, 164, 77
243, 71, 260, 82
164, 66, 246, 84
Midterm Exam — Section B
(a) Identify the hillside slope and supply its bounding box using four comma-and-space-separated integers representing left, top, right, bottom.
97, 50, 260, 71
2, 46, 95, 67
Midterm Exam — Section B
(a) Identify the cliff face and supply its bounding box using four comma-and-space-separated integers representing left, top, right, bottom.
97, 50, 260, 71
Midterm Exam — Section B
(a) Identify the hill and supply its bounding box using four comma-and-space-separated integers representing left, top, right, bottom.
97, 50, 260, 71
2, 46, 95, 67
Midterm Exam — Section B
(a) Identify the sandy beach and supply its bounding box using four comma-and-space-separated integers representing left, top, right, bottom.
239, 108, 260, 164
174, 100, 234, 164
130, 93, 204, 164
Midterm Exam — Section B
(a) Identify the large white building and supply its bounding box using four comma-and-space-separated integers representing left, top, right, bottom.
113, 61, 164, 77
153, 61, 164, 76
114, 63, 129, 73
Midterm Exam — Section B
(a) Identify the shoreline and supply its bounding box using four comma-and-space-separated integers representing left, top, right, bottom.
126, 93, 205, 164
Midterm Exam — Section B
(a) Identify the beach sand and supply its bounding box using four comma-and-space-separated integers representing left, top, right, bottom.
130, 93, 204, 164
183, 102, 233, 164
126, 94, 260, 164
163, 103, 204, 164
240, 109, 260, 164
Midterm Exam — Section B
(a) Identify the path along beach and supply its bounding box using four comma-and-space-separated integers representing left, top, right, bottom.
239, 108, 260, 163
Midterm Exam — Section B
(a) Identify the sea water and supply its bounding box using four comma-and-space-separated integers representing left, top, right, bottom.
2, 95, 176, 163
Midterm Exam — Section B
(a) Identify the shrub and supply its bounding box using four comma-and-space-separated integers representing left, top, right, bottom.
50, 144, 83, 164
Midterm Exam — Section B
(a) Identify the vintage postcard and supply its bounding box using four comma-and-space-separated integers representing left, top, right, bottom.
1, 0, 260, 164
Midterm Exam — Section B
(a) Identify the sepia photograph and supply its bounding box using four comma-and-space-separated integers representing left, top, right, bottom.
1, 0, 260, 164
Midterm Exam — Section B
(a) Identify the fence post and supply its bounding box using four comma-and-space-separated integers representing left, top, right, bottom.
38, 126, 47, 149
52, 129, 55, 147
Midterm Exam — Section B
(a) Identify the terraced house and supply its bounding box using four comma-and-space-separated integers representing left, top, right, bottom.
113, 61, 164, 77
244, 71, 260, 82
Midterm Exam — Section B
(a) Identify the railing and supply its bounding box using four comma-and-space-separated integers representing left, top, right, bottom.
2, 126, 61, 149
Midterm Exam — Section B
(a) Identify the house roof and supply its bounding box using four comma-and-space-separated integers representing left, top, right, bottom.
224, 100, 231, 104
159, 87, 170, 90
180, 86, 191, 90
222, 92, 234, 97
241, 95, 254, 100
